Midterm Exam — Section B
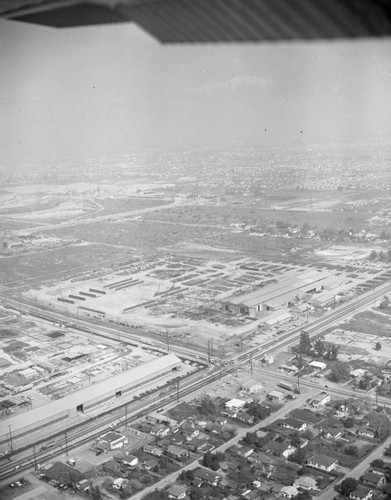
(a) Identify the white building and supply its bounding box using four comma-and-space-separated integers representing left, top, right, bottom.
225, 398, 246, 409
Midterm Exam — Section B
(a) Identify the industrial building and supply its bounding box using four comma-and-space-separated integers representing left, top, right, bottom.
221, 270, 333, 318
0, 354, 182, 447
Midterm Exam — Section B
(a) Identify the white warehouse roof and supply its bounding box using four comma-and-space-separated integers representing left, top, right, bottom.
3, 353, 182, 433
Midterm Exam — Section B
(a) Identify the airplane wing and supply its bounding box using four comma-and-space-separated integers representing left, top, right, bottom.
1, 0, 391, 43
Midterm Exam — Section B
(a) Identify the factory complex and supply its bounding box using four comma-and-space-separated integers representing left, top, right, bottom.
0, 354, 182, 447
222, 269, 356, 318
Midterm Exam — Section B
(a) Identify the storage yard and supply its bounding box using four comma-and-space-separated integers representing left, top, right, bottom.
24, 253, 377, 354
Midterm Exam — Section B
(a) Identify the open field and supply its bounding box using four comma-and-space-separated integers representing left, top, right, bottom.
324, 328, 391, 365
80, 197, 171, 218
45, 220, 225, 253
143, 201, 371, 230
0, 243, 132, 288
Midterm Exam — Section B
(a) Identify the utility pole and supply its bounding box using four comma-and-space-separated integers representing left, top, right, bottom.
8, 425, 13, 453
250, 356, 253, 375
32, 444, 37, 469
176, 379, 180, 402
166, 330, 170, 353
240, 336, 243, 354
64, 430, 69, 456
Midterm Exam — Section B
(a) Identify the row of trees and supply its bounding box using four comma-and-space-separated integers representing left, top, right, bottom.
369, 249, 391, 261
245, 401, 272, 422
297, 331, 339, 361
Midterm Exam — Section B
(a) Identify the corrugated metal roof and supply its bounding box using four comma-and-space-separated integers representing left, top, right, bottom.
226, 270, 330, 308
4, 353, 181, 432
2, 0, 391, 42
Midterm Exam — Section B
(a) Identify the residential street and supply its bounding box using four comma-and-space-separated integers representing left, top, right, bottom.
129, 389, 317, 500
316, 435, 391, 500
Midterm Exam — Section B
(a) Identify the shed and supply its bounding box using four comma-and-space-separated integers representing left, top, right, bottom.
267, 390, 284, 402
309, 361, 327, 370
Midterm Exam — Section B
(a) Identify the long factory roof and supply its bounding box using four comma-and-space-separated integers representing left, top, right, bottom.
4, 354, 181, 433
226, 271, 330, 308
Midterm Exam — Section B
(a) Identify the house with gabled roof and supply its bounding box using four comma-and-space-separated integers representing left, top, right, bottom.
356, 426, 376, 439
361, 471, 386, 488
280, 417, 307, 432
143, 444, 163, 456
280, 485, 299, 499
231, 444, 254, 458
167, 483, 187, 499
99, 431, 128, 450
150, 424, 170, 438
113, 452, 138, 467
349, 486, 373, 500
293, 475, 317, 490
143, 458, 159, 471
242, 489, 262, 500
193, 468, 222, 486
306, 454, 338, 472
311, 392, 330, 408
264, 440, 296, 459
323, 428, 342, 440
235, 412, 255, 425
166, 445, 189, 460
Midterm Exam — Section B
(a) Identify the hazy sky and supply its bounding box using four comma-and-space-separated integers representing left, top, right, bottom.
1, 18, 391, 159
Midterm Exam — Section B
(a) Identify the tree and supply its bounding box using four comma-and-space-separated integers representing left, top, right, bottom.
380, 295, 390, 309
210, 455, 220, 471
198, 396, 217, 416
290, 434, 302, 447
179, 470, 195, 483
298, 331, 312, 354
288, 447, 306, 465
237, 462, 254, 486
324, 344, 339, 361
244, 432, 258, 445
295, 491, 312, 500
330, 362, 350, 382
314, 338, 326, 358
369, 250, 378, 261
342, 416, 355, 429
203, 451, 212, 468
340, 477, 359, 496
144, 490, 169, 500
120, 485, 133, 499
296, 354, 305, 371
375, 342, 382, 351
189, 488, 204, 500
344, 445, 359, 457
358, 376, 372, 391
371, 458, 386, 468
246, 402, 271, 421
203, 452, 222, 471
90, 486, 102, 500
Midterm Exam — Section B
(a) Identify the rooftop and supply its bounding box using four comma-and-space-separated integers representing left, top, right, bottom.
3, 353, 182, 433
